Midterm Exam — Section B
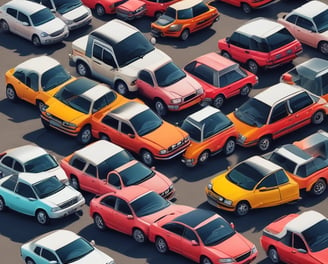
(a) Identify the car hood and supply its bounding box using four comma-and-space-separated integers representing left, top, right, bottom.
311, 248, 328, 263
43, 185, 82, 206
36, 17, 66, 34
154, 15, 174, 26
117, 0, 144, 11
138, 171, 172, 194
227, 112, 259, 137
161, 74, 202, 97
60, 5, 90, 20
70, 248, 114, 263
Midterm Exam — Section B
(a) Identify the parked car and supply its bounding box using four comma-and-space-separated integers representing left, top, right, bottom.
5, 56, 75, 111
116, 0, 146, 20
277, 0, 328, 55
0, 173, 85, 224
82, 0, 136, 16
148, 208, 258, 264
150, 0, 220, 41
21, 229, 115, 264
91, 101, 190, 166
0, 144, 68, 183
281, 58, 328, 101
136, 58, 204, 116
69, 19, 171, 96
218, 0, 275, 14
205, 155, 300, 216
40, 78, 133, 145
184, 52, 258, 109
141, 0, 181, 18
60, 140, 175, 199
29, 0, 92, 30
227, 83, 328, 152
260, 210, 328, 264
218, 17, 303, 74
89, 186, 193, 243
181, 106, 238, 167
0, 0, 69, 46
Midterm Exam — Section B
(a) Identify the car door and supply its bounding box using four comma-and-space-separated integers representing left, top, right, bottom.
136, 69, 157, 100
160, 223, 184, 254
15, 11, 32, 40
218, 68, 246, 98
227, 32, 250, 64
294, 16, 317, 47
13, 182, 37, 215
110, 197, 134, 235
276, 170, 299, 203
180, 226, 202, 262
116, 121, 139, 153
3, 7, 19, 34
253, 173, 281, 208
82, 163, 101, 194
99, 172, 120, 194
191, 3, 211, 32
21, 72, 40, 104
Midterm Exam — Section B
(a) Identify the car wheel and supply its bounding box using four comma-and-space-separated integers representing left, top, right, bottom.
76, 61, 90, 77
115, 81, 129, 96
235, 201, 250, 216
0, 20, 9, 32
36, 100, 45, 112
25, 258, 36, 264
221, 51, 231, 60
154, 99, 168, 117
94, 213, 107, 230
258, 136, 272, 152
201, 256, 213, 264
311, 111, 325, 125
6, 85, 18, 102
100, 134, 110, 141
41, 118, 50, 130
213, 94, 225, 109
224, 138, 236, 156
198, 150, 210, 165
241, 3, 252, 14
70, 176, 80, 190
132, 228, 146, 243
36, 209, 49, 225
268, 247, 280, 264
0, 196, 6, 212
77, 126, 92, 145
247, 60, 259, 74
240, 84, 251, 96
140, 149, 154, 167
180, 29, 190, 41
311, 179, 326, 196
95, 4, 106, 16
318, 41, 328, 55
32, 35, 41, 47
155, 237, 168, 254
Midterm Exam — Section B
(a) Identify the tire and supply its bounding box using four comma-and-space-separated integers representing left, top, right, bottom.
311, 179, 326, 196
247, 60, 259, 74
241, 3, 252, 14
95, 4, 105, 16
180, 29, 190, 41
77, 126, 92, 145
224, 138, 236, 156
94, 214, 107, 230
140, 149, 154, 167
41, 118, 50, 129
25, 258, 36, 264
213, 94, 225, 109
115, 81, 129, 96
6, 85, 18, 102
268, 247, 281, 264
240, 84, 251, 96
0, 196, 6, 212
258, 136, 272, 152
70, 176, 80, 190
155, 237, 168, 254
198, 150, 210, 165
32, 35, 41, 47
154, 99, 168, 117
132, 228, 146, 243
311, 111, 325, 125
36, 209, 49, 225
36, 100, 45, 112
76, 61, 91, 77
221, 51, 231, 60
0, 20, 9, 32
235, 201, 250, 216
201, 256, 213, 264
318, 41, 328, 55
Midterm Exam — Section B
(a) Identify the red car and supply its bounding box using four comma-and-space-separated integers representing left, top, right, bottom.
219, 0, 275, 14
218, 18, 302, 74
260, 210, 328, 264
149, 208, 258, 264
89, 186, 193, 243
141, 0, 181, 18
184, 52, 258, 109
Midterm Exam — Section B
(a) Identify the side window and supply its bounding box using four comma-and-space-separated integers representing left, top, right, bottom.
13, 161, 24, 172
296, 17, 315, 32
85, 164, 97, 177
6, 8, 17, 18
102, 115, 119, 129
286, 14, 297, 24
93, 44, 103, 60
293, 234, 307, 250
275, 169, 289, 185
103, 50, 116, 67
13, 71, 26, 83
1, 156, 14, 168
229, 32, 241, 46
269, 101, 289, 124
192, 3, 208, 17
281, 231, 292, 247
121, 123, 134, 135
239, 34, 250, 49
34, 246, 41, 256
1, 174, 18, 191
116, 198, 131, 215
289, 92, 313, 113
15, 182, 36, 199
100, 195, 116, 208
162, 223, 184, 236
219, 70, 243, 87
138, 70, 154, 86
17, 12, 30, 25
257, 174, 277, 189
193, 64, 214, 85
183, 227, 198, 242
107, 173, 121, 188
26, 73, 39, 91
41, 249, 57, 262
70, 157, 86, 170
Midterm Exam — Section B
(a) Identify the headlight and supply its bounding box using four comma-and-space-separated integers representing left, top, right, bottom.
41, 104, 48, 112
207, 183, 213, 190
169, 185, 174, 191
159, 149, 167, 155
64, 19, 73, 25
51, 206, 61, 212
63, 121, 77, 128
78, 193, 84, 201
169, 24, 182, 32
196, 88, 203, 95
171, 98, 182, 104
223, 199, 232, 206
219, 258, 235, 263
238, 135, 246, 143
40, 32, 49, 37
251, 245, 257, 254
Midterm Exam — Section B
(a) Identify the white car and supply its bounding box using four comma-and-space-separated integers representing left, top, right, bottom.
0, 144, 68, 183
21, 229, 115, 264
30, 0, 92, 31
0, 0, 69, 46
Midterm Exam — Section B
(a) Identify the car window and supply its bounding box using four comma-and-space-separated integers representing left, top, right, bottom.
116, 198, 132, 215
15, 182, 36, 199
13, 161, 23, 172
138, 70, 154, 86
103, 50, 116, 67
163, 223, 184, 235
41, 249, 57, 262
269, 101, 289, 124
13, 71, 26, 83
249, 37, 269, 52
107, 173, 121, 188
102, 115, 119, 129
296, 157, 328, 178
275, 170, 289, 185
257, 174, 277, 188
6, 8, 17, 18
177, 7, 193, 19
41, 0, 53, 9
288, 92, 313, 113
183, 227, 198, 242
293, 234, 307, 250
268, 152, 296, 173
85, 164, 97, 178
266, 28, 295, 51
281, 231, 293, 247
219, 70, 244, 87
34, 246, 41, 255
286, 14, 297, 24
187, 62, 214, 86
100, 195, 116, 208
41, 65, 71, 92
229, 32, 249, 49
93, 92, 116, 112
26, 73, 39, 92
93, 44, 103, 61
121, 122, 134, 135
17, 12, 30, 25
313, 9, 328, 33
70, 157, 86, 170
192, 2, 209, 17
1, 156, 14, 169
296, 16, 315, 31
1, 174, 18, 191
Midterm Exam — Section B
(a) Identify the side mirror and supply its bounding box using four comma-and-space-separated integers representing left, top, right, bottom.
90, 240, 95, 246
297, 248, 307, 254
281, 73, 294, 84
150, 37, 156, 45
191, 240, 199, 246
128, 133, 135, 138
22, 22, 29, 26
127, 214, 134, 219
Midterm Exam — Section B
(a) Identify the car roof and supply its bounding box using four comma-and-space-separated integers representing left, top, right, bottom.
186, 105, 222, 123
3, 0, 45, 15
3, 145, 48, 163
274, 144, 313, 165
290, 0, 327, 19
173, 208, 217, 228
286, 210, 326, 234
236, 18, 284, 38
170, 0, 203, 10
193, 52, 238, 72
73, 140, 125, 165
107, 185, 152, 202
15, 56, 61, 75
295, 129, 328, 158
244, 155, 283, 174
34, 230, 79, 251
295, 58, 328, 80
143, 56, 173, 72
110, 101, 149, 120
17, 172, 56, 185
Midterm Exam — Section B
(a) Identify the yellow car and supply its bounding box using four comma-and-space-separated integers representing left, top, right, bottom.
205, 155, 300, 216
5, 56, 76, 111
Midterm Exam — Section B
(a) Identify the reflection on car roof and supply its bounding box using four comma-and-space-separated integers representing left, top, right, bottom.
173, 208, 216, 228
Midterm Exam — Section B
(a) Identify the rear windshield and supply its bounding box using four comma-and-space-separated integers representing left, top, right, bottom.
266, 28, 295, 51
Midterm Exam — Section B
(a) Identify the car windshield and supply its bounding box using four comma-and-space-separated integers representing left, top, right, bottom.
33, 176, 65, 198
113, 32, 154, 67
164, 7, 177, 19
302, 219, 328, 252
226, 162, 265, 190
234, 98, 270, 127
30, 8, 55, 26
313, 9, 328, 33
181, 119, 201, 142
266, 28, 296, 51
55, 89, 91, 114
42, 65, 71, 92
197, 217, 235, 246
130, 191, 170, 217
56, 238, 94, 263
24, 154, 58, 173
155, 62, 186, 87
130, 109, 163, 136
267, 152, 297, 173
53, 0, 82, 14
120, 162, 155, 186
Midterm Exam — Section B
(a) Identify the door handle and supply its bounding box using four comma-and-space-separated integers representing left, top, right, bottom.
244, 51, 249, 54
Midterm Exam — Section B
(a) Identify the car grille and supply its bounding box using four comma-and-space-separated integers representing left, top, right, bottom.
59, 197, 78, 209
235, 251, 251, 262
168, 138, 189, 153
50, 28, 65, 37
47, 114, 63, 125
184, 93, 197, 102
73, 13, 89, 22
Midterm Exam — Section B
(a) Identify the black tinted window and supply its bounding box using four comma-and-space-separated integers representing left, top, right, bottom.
116, 198, 131, 215
100, 195, 116, 208
267, 28, 295, 51
102, 116, 119, 129
139, 70, 154, 86
257, 174, 277, 188
192, 2, 209, 17
269, 101, 289, 124
70, 158, 86, 170
16, 182, 36, 198
163, 223, 184, 235
289, 92, 313, 113
85, 164, 97, 177
93, 44, 102, 60
1, 174, 18, 191
296, 17, 315, 31
7, 8, 17, 18
1, 156, 14, 168
41, 249, 57, 261
121, 123, 134, 135
286, 14, 297, 24
177, 7, 192, 19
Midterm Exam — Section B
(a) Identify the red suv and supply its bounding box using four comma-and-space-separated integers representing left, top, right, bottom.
218, 18, 303, 74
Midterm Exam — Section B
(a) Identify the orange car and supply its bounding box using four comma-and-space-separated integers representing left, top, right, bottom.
91, 101, 190, 166
150, 0, 220, 41
228, 83, 328, 152
181, 106, 238, 167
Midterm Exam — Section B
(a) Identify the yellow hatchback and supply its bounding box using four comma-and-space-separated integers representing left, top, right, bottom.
205, 155, 300, 216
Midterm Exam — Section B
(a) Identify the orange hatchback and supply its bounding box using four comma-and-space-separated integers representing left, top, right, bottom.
150, 0, 220, 41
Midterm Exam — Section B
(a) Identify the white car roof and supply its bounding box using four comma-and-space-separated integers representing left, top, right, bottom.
17, 172, 57, 185
170, 0, 203, 10
15, 56, 61, 76
295, 58, 328, 79
290, 0, 327, 19
2, 0, 45, 15
186, 106, 221, 123
82, 83, 111, 101
34, 230, 80, 251
245, 155, 283, 174
74, 140, 124, 165
237, 18, 285, 38
144, 56, 173, 72
111, 101, 150, 121
3, 145, 48, 163
286, 210, 326, 234
274, 144, 312, 165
